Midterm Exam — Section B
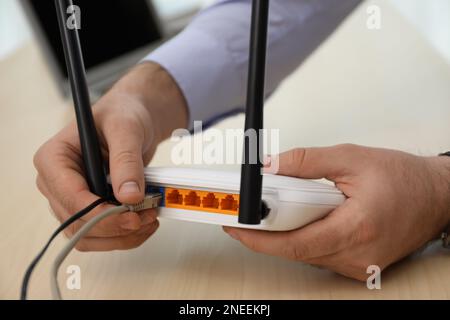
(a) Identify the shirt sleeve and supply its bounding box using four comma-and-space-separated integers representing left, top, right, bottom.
144, 0, 362, 129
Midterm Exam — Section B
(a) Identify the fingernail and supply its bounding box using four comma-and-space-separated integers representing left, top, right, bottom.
263, 155, 279, 174
263, 155, 272, 167
119, 181, 140, 195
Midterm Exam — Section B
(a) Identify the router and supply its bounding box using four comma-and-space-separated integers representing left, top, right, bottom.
58, 0, 345, 231
143, 167, 344, 231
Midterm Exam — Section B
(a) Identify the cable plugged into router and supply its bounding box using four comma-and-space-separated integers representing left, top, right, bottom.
126, 193, 162, 212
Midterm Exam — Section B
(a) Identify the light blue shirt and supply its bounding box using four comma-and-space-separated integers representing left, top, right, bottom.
145, 0, 362, 129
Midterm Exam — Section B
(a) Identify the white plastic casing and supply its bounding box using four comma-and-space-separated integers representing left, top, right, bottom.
144, 167, 345, 231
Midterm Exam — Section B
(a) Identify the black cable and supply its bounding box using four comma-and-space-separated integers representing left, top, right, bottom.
20, 197, 109, 300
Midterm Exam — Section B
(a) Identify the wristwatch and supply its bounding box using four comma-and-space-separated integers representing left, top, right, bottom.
439, 152, 450, 248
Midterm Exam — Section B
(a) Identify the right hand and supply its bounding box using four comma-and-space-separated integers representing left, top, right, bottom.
33, 62, 188, 251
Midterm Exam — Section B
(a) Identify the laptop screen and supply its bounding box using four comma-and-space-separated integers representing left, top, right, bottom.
26, 0, 163, 77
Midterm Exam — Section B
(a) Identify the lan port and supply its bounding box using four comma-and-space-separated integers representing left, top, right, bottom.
221, 195, 238, 212
167, 189, 183, 205
202, 193, 219, 209
184, 191, 201, 207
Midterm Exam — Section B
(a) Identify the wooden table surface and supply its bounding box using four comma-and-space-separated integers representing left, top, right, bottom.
1, 1, 449, 299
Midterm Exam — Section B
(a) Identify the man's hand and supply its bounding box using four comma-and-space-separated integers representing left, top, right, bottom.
34, 62, 187, 251
224, 144, 450, 281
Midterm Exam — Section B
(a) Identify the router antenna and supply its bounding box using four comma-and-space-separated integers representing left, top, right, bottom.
239, 0, 270, 224
55, 0, 109, 198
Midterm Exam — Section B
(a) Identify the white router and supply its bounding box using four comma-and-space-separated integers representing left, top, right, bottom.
141, 1, 346, 231
144, 167, 345, 231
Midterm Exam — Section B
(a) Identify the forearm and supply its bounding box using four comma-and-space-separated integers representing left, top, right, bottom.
145, 0, 363, 128
102, 0, 364, 138
110, 62, 188, 142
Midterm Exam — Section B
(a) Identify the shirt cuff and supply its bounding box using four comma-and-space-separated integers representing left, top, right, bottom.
143, 27, 244, 130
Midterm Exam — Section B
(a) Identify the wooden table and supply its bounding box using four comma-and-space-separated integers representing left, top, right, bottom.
1, 1, 449, 299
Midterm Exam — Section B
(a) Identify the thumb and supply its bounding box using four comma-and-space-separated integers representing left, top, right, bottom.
264, 144, 363, 181
106, 122, 146, 204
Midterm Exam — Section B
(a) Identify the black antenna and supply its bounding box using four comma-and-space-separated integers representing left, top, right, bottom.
239, 0, 269, 225
54, 0, 109, 198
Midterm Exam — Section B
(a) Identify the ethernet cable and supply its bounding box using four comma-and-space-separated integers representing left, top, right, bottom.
51, 193, 162, 300
21, 197, 110, 300
51, 205, 127, 299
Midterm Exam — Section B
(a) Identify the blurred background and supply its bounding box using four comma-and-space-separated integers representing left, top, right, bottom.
0, 0, 449, 99
0, 0, 218, 96
1, 0, 449, 63
0, 0, 212, 59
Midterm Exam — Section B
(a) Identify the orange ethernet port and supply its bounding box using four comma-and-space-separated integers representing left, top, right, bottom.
202, 193, 219, 209
184, 191, 201, 207
167, 189, 183, 205
220, 195, 239, 212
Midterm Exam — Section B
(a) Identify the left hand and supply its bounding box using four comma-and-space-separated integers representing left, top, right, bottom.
224, 144, 450, 281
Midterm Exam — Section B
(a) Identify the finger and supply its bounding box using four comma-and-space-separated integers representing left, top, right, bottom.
45, 185, 144, 233
103, 116, 146, 204
35, 143, 140, 232
74, 210, 158, 238
36, 174, 50, 199
223, 200, 359, 261
34, 138, 92, 209
49, 197, 157, 238
306, 252, 372, 282
36, 137, 149, 236
35, 137, 106, 214
40, 170, 156, 238
39, 172, 144, 237
40, 173, 155, 238
74, 221, 159, 252
264, 144, 366, 181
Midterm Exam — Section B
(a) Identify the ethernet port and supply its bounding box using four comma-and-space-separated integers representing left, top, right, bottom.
167, 189, 183, 205
220, 195, 239, 212
184, 191, 201, 207
202, 193, 219, 209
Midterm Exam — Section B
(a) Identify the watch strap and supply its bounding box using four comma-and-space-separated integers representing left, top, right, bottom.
438, 152, 450, 248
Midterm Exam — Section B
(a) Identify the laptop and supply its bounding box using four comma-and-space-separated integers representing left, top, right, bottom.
20, 0, 186, 98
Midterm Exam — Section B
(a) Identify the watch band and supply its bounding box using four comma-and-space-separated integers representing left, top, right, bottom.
443, 231, 450, 248
439, 152, 450, 248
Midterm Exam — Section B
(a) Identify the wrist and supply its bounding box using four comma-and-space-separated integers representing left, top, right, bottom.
427, 156, 450, 228
112, 62, 188, 143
